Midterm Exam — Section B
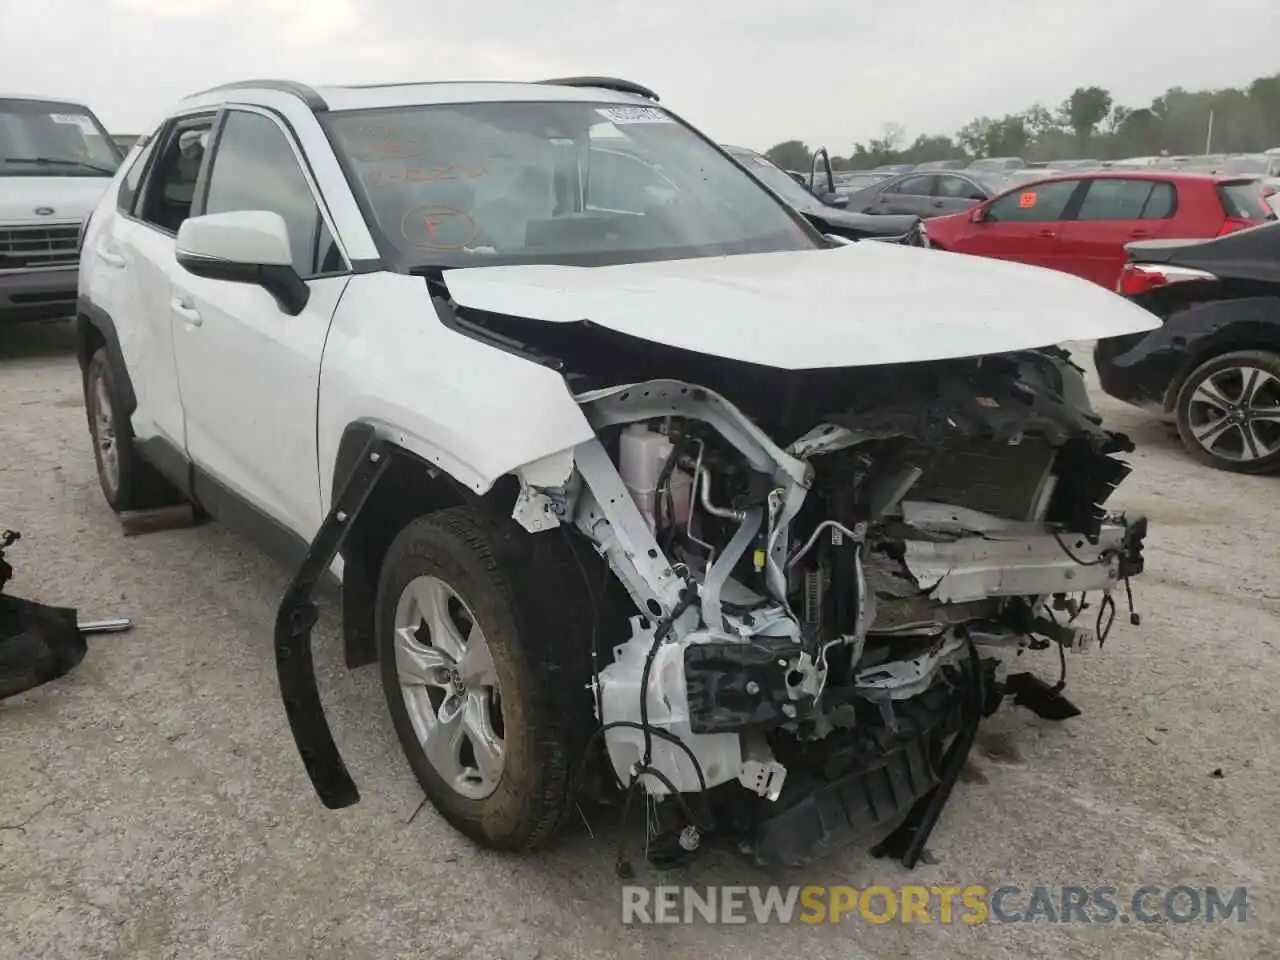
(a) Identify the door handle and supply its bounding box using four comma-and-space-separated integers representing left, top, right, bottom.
171, 295, 203, 327
932, 199, 945, 207
1037, 229, 1056, 238
1129, 230, 1153, 239
96, 248, 126, 268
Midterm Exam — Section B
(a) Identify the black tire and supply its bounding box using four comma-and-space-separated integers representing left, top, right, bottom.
375, 507, 577, 851
1174, 349, 1280, 475
83, 348, 181, 511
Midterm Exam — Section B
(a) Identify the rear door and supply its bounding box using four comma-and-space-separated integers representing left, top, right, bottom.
93, 113, 217, 449
869, 174, 937, 216
957, 178, 1085, 270
1054, 177, 1177, 288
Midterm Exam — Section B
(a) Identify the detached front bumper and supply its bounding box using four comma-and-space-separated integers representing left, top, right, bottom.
0, 267, 78, 324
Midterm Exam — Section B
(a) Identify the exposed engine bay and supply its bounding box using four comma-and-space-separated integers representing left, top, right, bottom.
508, 348, 1147, 868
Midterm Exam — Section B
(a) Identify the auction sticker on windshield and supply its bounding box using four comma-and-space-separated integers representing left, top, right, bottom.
50, 113, 97, 133
598, 106, 672, 124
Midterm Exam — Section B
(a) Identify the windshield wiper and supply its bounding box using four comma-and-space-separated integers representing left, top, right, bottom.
4, 156, 116, 175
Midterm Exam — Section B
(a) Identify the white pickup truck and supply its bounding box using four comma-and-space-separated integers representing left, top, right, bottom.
76, 76, 1154, 869
1, 94, 121, 324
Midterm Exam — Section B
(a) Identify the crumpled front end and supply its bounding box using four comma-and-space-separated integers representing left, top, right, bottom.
510, 349, 1148, 867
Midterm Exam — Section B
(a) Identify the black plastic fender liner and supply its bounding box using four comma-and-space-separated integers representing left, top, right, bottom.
275, 424, 392, 809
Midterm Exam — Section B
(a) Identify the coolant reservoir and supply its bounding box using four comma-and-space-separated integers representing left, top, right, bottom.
618, 424, 693, 533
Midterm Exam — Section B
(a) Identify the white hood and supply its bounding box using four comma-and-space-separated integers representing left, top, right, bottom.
0, 175, 111, 224
443, 242, 1161, 369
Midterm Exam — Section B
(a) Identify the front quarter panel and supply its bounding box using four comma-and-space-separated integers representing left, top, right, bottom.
316, 272, 597, 513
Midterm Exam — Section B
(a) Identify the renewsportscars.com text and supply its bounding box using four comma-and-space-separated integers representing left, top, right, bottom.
621, 884, 1249, 925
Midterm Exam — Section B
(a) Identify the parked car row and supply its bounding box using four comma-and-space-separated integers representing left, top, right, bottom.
6, 85, 1278, 484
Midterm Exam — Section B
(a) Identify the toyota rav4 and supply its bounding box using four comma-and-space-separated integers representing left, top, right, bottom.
76, 77, 1154, 869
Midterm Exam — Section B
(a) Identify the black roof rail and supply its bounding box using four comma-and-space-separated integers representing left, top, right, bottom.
536, 76, 659, 102
189, 79, 328, 112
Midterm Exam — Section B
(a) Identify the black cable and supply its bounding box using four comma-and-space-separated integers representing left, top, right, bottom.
1096, 592, 1117, 648
1053, 635, 1068, 694
562, 528, 608, 730
614, 763, 713, 877
575, 721, 708, 794
1043, 606, 1069, 693
639, 586, 697, 768
1051, 530, 1112, 566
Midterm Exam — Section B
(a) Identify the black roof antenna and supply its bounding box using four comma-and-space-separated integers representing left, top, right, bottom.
536, 76, 659, 102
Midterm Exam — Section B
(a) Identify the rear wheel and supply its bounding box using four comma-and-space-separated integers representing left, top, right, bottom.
83, 348, 180, 511
1174, 349, 1280, 474
375, 507, 576, 851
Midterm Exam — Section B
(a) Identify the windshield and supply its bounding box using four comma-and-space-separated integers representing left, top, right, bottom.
725, 149, 821, 209
324, 101, 818, 268
0, 99, 122, 176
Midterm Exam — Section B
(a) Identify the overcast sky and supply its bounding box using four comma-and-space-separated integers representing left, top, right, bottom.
5, 0, 1277, 150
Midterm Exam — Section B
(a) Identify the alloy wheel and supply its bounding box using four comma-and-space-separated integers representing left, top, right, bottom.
89, 372, 120, 497
1186, 364, 1280, 463
393, 575, 505, 800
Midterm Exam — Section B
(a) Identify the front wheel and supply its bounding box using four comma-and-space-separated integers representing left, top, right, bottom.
1173, 349, 1280, 474
375, 507, 576, 851
83, 348, 180, 511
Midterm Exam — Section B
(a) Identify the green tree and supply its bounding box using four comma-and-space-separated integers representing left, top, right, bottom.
1059, 86, 1114, 140
764, 140, 811, 171
767, 71, 1280, 170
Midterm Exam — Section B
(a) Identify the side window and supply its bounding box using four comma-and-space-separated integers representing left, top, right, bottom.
1076, 179, 1169, 221
937, 175, 984, 199
116, 132, 158, 214
202, 110, 341, 278
885, 174, 934, 196
986, 179, 1080, 222
135, 119, 214, 234
1141, 182, 1177, 219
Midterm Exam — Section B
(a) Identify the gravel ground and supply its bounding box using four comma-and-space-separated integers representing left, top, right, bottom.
1, 323, 1277, 960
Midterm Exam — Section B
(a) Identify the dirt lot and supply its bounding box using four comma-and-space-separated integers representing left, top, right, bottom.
1, 323, 1277, 960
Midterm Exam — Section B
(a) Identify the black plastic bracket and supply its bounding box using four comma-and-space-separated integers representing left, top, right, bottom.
870, 642, 985, 868
275, 425, 392, 809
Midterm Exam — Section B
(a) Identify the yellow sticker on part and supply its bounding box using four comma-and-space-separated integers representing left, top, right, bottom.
752, 549, 766, 570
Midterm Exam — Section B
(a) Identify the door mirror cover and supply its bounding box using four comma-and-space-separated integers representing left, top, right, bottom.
175, 211, 309, 315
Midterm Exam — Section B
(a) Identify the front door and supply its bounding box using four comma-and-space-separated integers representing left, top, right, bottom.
959, 178, 1085, 272
168, 107, 351, 540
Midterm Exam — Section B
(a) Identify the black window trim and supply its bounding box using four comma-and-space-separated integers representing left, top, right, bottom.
122, 109, 219, 235
195, 104, 352, 280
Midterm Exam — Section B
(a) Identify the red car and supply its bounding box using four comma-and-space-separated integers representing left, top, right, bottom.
925, 171, 1276, 290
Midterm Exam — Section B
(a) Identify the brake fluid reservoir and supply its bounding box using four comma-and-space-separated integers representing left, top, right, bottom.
618, 424, 692, 532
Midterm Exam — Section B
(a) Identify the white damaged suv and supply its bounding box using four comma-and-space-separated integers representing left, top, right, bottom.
77, 77, 1156, 869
